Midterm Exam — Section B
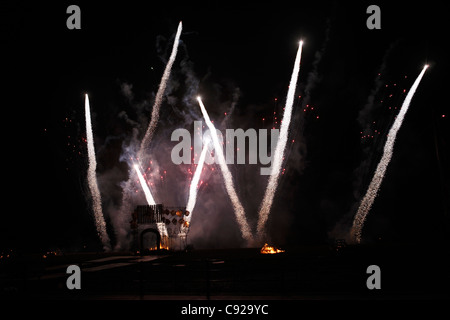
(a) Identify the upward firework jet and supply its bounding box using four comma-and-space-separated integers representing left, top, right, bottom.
256, 41, 304, 239
85, 94, 111, 251
186, 139, 211, 222
351, 65, 429, 243
115, 22, 182, 249
137, 21, 183, 164
133, 164, 156, 206
197, 97, 253, 242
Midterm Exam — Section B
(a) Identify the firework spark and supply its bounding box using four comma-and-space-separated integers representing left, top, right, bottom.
85, 94, 111, 251
186, 138, 211, 222
138, 21, 183, 164
133, 163, 156, 206
115, 22, 182, 249
256, 40, 304, 240
197, 97, 253, 242
351, 65, 429, 243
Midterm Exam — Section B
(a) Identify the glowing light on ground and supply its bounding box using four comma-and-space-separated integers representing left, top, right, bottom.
260, 243, 285, 254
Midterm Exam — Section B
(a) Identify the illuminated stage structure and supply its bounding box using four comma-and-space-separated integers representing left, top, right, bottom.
130, 204, 190, 253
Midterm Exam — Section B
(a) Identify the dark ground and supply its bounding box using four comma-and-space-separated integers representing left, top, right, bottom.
1, 243, 448, 300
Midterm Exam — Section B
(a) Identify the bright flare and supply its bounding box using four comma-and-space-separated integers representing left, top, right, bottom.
351, 65, 429, 243
116, 22, 182, 249
260, 243, 285, 254
138, 21, 183, 163
133, 163, 156, 206
185, 138, 211, 222
85, 94, 111, 251
256, 40, 304, 239
197, 97, 253, 242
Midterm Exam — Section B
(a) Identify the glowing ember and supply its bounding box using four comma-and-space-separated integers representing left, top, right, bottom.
260, 243, 285, 254
148, 243, 170, 251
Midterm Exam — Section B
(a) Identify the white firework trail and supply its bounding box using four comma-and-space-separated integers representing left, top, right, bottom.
197, 97, 253, 242
133, 163, 156, 206
115, 22, 182, 249
256, 41, 304, 239
85, 94, 111, 251
351, 65, 429, 243
137, 21, 183, 164
185, 138, 211, 222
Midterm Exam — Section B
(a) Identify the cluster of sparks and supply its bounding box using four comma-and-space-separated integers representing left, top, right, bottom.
360, 74, 410, 141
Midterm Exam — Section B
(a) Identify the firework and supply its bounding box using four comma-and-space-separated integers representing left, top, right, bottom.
134, 163, 156, 206
197, 97, 253, 242
186, 138, 211, 222
256, 41, 304, 239
115, 22, 182, 249
350, 65, 429, 243
85, 94, 111, 251
138, 21, 183, 164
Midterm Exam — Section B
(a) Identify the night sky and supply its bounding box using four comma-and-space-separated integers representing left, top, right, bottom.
2, 1, 448, 252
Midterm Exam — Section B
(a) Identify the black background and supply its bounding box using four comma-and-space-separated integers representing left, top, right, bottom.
1, 1, 448, 252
